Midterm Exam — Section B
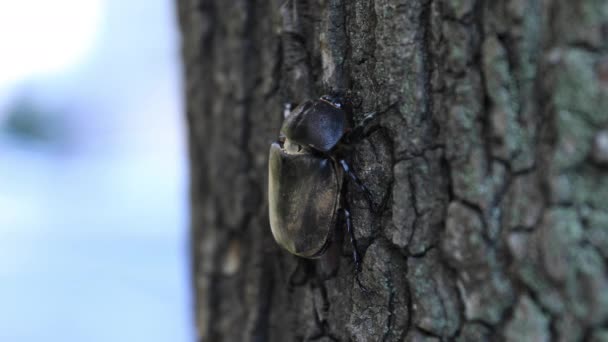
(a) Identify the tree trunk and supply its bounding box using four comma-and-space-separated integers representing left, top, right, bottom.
177, 0, 608, 340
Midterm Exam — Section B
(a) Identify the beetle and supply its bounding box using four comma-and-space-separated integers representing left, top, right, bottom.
268, 94, 376, 271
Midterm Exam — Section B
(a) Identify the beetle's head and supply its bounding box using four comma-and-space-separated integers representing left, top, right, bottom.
320, 92, 353, 129
280, 95, 350, 153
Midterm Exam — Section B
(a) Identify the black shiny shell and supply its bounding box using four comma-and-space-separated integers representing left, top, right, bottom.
268, 142, 343, 258
281, 99, 347, 152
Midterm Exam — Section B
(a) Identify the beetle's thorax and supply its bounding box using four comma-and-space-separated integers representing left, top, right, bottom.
281, 98, 348, 153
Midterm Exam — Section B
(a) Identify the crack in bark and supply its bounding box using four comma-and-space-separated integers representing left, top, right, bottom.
404, 262, 414, 339
381, 272, 396, 342
473, 0, 494, 178
406, 245, 436, 258
406, 170, 421, 250
418, 0, 434, 126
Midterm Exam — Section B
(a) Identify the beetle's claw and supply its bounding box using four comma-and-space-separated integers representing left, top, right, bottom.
352, 250, 369, 293
355, 273, 371, 295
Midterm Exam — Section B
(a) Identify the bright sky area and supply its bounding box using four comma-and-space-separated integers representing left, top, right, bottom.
0, 1, 192, 341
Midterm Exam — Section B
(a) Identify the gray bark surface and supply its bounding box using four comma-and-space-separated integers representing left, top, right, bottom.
177, 0, 608, 341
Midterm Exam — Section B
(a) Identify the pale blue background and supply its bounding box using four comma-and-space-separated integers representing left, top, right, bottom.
0, 1, 192, 341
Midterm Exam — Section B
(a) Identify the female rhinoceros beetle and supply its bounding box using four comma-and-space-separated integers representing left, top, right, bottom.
268, 94, 376, 271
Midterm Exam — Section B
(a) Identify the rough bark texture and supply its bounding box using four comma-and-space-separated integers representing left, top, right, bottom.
177, 0, 608, 341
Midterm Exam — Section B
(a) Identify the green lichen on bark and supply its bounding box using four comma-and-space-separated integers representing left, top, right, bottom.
503, 296, 550, 342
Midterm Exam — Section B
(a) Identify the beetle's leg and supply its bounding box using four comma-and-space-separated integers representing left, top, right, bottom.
339, 159, 378, 212
340, 208, 362, 272
346, 111, 380, 143
346, 101, 399, 143
340, 208, 370, 293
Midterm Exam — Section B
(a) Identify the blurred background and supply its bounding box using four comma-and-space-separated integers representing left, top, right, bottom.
0, 1, 192, 341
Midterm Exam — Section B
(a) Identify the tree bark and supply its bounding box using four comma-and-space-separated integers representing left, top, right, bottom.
177, 0, 608, 341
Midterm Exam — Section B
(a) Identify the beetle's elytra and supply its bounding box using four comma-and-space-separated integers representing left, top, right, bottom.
268, 94, 370, 263
268, 142, 342, 257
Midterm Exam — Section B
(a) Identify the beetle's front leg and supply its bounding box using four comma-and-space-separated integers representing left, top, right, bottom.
345, 111, 379, 143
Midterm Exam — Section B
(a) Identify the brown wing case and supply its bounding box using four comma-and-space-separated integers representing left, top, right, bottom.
268, 142, 342, 258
